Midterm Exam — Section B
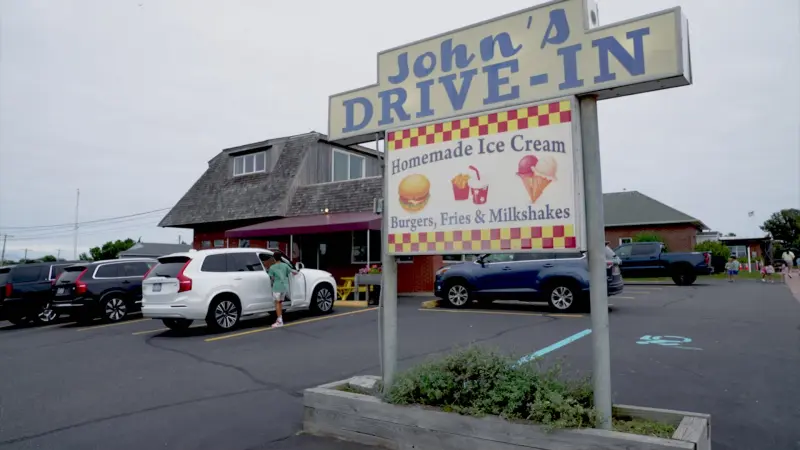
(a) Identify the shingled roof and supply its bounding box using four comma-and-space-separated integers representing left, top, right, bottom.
603, 191, 706, 228
159, 132, 382, 228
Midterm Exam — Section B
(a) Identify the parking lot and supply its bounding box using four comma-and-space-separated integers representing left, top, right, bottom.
1, 280, 799, 450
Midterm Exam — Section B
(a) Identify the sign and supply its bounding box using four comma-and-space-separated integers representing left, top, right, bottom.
636, 335, 701, 350
328, 0, 691, 145
386, 98, 584, 255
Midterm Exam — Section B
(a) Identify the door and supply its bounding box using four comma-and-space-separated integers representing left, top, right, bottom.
290, 267, 307, 308
472, 254, 517, 295
628, 243, 663, 276
614, 244, 634, 272
120, 261, 154, 307
228, 252, 271, 313
509, 253, 558, 297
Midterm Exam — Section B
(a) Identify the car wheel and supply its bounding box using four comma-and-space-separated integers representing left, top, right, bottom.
444, 282, 471, 308
162, 319, 193, 331
671, 271, 696, 286
33, 303, 59, 325
206, 297, 240, 331
310, 284, 334, 315
102, 296, 128, 323
547, 283, 579, 313
6, 313, 29, 326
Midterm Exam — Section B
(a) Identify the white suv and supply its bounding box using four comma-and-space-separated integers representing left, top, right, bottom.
140, 248, 337, 331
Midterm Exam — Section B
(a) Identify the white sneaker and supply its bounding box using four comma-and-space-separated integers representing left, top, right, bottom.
271, 319, 284, 328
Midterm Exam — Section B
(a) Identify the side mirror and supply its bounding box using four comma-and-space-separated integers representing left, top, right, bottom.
295, 262, 305, 270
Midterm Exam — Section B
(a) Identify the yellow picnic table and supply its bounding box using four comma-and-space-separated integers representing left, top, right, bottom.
337, 276, 371, 301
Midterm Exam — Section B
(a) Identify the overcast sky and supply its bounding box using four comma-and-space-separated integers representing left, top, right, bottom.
0, 0, 798, 261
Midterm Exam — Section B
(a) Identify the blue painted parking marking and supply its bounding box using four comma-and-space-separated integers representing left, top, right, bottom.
516, 328, 592, 366
637, 335, 702, 351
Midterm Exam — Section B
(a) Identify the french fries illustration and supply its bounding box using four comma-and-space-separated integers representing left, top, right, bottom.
451, 173, 471, 200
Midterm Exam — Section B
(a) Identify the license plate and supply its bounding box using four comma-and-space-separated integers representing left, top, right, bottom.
152, 284, 161, 292
57, 287, 66, 295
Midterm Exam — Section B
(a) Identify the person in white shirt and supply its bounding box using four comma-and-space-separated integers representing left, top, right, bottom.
781, 251, 795, 279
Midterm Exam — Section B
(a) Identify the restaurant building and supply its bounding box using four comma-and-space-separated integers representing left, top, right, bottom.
159, 132, 710, 292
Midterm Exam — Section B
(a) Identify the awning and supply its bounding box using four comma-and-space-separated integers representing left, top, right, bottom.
226, 212, 381, 239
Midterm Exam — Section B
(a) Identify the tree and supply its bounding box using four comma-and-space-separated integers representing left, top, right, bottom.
632, 232, 664, 243
78, 252, 92, 261
88, 239, 136, 261
695, 241, 730, 259
761, 209, 800, 246
40, 255, 57, 262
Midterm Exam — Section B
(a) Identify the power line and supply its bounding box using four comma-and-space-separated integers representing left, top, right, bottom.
6, 220, 162, 242
0, 207, 171, 231
5, 215, 163, 240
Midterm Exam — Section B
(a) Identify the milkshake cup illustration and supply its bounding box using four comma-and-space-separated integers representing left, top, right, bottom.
468, 165, 489, 205
451, 173, 471, 201
517, 154, 557, 203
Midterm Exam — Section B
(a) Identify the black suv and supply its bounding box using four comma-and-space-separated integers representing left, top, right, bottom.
52, 258, 156, 324
1, 261, 81, 325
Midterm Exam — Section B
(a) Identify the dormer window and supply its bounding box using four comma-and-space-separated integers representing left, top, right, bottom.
332, 149, 365, 182
233, 151, 267, 176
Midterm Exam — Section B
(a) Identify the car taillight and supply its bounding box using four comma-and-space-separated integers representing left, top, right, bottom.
177, 260, 192, 292
703, 252, 711, 265
75, 269, 89, 295
4, 283, 12, 297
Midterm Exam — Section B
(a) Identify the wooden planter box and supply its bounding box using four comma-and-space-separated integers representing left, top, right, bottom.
304, 376, 711, 450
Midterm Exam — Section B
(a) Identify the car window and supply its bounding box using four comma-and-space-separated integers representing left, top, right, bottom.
201, 254, 227, 272
11, 266, 44, 283
95, 264, 120, 278
51, 264, 72, 280
0, 267, 11, 285
58, 266, 88, 283
121, 262, 151, 277
483, 254, 515, 263
516, 253, 557, 261
631, 244, 659, 256
228, 253, 263, 272
615, 245, 632, 258
148, 257, 190, 278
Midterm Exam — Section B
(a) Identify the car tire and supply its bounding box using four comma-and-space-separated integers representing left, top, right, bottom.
162, 319, 193, 331
443, 281, 472, 309
206, 296, 240, 332
33, 303, 60, 325
6, 313, 29, 326
102, 295, 128, 323
546, 281, 580, 313
671, 270, 697, 286
309, 283, 335, 315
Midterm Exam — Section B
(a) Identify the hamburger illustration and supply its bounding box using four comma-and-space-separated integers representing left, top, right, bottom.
398, 174, 430, 213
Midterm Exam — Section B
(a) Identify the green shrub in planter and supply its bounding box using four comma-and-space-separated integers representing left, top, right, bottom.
385, 347, 599, 429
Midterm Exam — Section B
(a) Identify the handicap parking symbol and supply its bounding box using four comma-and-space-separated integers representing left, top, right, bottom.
637, 335, 702, 351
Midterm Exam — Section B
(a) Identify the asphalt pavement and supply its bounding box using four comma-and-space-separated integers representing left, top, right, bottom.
0, 279, 798, 450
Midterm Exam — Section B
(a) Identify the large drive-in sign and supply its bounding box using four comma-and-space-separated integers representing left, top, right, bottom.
328, 0, 691, 146
386, 98, 585, 254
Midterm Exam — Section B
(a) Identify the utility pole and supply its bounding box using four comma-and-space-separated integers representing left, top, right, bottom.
23, 248, 28, 262
178, 235, 182, 244
0, 234, 10, 265
57, 249, 61, 260
73, 189, 80, 260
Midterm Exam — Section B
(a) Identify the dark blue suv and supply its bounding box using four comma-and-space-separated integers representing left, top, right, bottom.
434, 247, 623, 313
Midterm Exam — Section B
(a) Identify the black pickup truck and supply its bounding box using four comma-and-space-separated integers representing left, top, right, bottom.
613, 242, 713, 285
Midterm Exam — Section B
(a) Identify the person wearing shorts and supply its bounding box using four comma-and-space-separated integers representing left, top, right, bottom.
725, 256, 740, 282
267, 251, 292, 328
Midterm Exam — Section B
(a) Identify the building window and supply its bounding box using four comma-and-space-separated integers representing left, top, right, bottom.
619, 237, 632, 245
238, 239, 250, 248
233, 151, 267, 177
214, 239, 225, 248
201, 240, 212, 249
727, 245, 747, 258
351, 231, 381, 264
332, 149, 365, 182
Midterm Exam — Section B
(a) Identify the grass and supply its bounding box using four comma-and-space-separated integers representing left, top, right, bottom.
613, 417, 677, 438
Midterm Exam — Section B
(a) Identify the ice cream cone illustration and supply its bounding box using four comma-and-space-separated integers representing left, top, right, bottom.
517, 154, 556, 203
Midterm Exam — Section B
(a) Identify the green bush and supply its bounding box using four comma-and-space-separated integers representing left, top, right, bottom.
632, 232, 664, 244
385, 347, 598, 429
694, 240, 730, 259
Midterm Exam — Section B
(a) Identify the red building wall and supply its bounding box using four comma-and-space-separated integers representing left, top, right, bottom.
605, 224, 699, 252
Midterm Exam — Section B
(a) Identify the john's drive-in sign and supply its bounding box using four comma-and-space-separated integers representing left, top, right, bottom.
328, 0, 691, 145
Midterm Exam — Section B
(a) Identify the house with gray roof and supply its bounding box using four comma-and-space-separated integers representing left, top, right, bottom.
603, 191, 707, 252
118, 242, 192, 259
